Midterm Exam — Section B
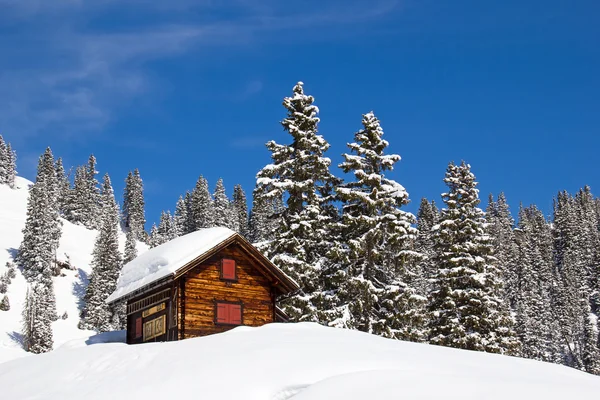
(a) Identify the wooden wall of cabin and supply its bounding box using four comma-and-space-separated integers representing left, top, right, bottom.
178, 243, 276, 339
126, 284, 178, 344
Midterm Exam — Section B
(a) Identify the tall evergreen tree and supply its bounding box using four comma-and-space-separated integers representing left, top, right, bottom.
429, 161, 519, 354
332, 111, 424, 340
5, 142, 16, 188
255, 82, 340, 322
55, 157, 71, 214
173, 195, 188, 237
22, 284, 54, 354
0, 136, 16, 188
191, 175, 214, 230
81, 173, 123, 332
232, 184, 249, 237
416, 198, 439, 294
64, 155, 100, 228
157, 211, 177, 244
486, 193, 520, 308
213, 178, 234, 229
122, 169, 146, 240
123, 230, 138, 264
18, 149, 62, 284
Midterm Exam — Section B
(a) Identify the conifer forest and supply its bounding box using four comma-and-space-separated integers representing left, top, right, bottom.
3, 82, 600, 376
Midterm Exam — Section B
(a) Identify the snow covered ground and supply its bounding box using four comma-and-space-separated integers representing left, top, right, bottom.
0, 178, 146, 363
1, 322, 599, 399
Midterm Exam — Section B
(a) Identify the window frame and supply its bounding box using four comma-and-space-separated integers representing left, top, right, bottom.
220, 258, 238, 282
214, 300, 244, 326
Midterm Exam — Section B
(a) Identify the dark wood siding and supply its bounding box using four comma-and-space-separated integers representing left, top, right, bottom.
179, 243, 275, 338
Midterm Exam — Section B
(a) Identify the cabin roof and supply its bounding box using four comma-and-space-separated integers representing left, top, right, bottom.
106, 227, 298, 304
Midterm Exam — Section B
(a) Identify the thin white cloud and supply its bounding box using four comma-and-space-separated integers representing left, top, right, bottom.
0, 1, 400, 140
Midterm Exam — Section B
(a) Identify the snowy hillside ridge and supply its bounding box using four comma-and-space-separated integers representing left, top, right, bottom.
107, 226, 236, 302
0, 177, 147, 363
1, 323, 599, 400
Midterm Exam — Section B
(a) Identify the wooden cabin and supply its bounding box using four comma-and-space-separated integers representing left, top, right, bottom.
106, 227, 298, 344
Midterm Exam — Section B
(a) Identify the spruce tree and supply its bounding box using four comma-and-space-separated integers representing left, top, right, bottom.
416, 198, 439, 294
0, 295, 9, 311
514, 204, 562, 362
157, 210, 177, 244
173, 195, 188, 237
333, 111, 424, 340
148, 223, 161, 248
232, 184, 249, 237
213, 178, 234, 229
82, 173, 123, 332
124, 230, 138, 264
64, 155, 100, 228
429, 161, 519, 354
255, 82, 340, 322
22, 284, 54, 353
0, 136, 6, 183
5, 142, 16, 188
18, 150, 62, 285
191, 175, 214, 230
122, 169, 146, 240
55, 157, 71, 215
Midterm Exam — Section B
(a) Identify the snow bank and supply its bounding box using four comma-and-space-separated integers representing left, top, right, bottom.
107, 227, 236, 302
0, 323, 598, 399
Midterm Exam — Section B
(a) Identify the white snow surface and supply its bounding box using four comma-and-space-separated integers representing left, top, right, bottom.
0, 178, 147, 363
107, 227, 236, 303
1, 323, 599, 399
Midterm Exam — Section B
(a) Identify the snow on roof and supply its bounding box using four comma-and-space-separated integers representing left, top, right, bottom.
107, 227, 236, 303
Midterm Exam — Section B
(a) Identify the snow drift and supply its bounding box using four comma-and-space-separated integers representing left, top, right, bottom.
1, 323, 599, 400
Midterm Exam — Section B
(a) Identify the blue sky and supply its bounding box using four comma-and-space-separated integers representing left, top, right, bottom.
1, 0, 598, 227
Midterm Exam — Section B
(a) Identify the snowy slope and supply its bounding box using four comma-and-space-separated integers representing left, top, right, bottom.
1, 323, 599, 399
0, 178, 147, 363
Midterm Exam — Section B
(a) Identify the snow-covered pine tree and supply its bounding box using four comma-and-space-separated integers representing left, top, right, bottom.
81, 173, 123, 332
486, 193, 520, 309
84, 155, 101, 229
157, 211, 177, 244
173, 195, 188, 237
213, 178, 234, 229
5, 142, 16, 188
122, 169, 146, 240
248, 186, 280, 243
232, 184, 249, 237
0, 295, 9, 311
513, 204, 561, 362
333, 111, 425, 340
191, 175, 214, 230
124, 230, 138, 264
64, 156, 100, 228
148, 223, 161, 248
552, 191, 590, 368
416, 198, 439, 294
55, 157, 71, 215
18, 149, 62, 284
429, 161, 520, 354
22, 284, 54, 353
255, 82, 340, 322
0, 136, 7, 185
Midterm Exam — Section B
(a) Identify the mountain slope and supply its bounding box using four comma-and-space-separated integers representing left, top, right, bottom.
1, 323, 599, 399
0, 178, 146, 363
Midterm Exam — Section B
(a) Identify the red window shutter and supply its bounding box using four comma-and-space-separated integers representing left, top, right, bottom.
230, 304, 242, 325
216, 303, 228, 324
135, 317, 142, 338
222, 259, 236, 280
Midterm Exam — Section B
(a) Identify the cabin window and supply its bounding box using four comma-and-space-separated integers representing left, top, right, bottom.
215, 302, 243, 325
220, 258, 237, 281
